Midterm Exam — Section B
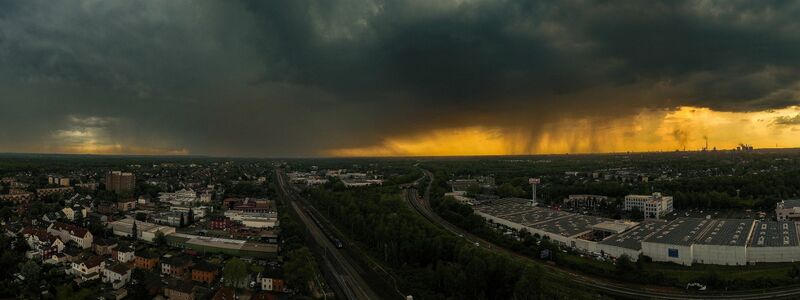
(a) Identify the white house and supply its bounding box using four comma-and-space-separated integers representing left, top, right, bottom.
116, 246, 135, 263
48, 222, 93, 249
103, 264, 131, 289
71, 256, 105, 281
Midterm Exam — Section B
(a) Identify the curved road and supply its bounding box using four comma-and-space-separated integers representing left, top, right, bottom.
406, 169, 800, 300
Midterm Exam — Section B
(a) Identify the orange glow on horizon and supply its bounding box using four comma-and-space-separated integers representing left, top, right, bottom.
327, 106, 800, 157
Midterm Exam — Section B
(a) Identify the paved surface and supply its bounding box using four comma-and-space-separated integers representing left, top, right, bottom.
276, 169, 381, 300
406, 169, 800, 300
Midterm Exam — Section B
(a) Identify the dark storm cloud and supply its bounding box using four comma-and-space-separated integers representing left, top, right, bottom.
1, 0, 799, 156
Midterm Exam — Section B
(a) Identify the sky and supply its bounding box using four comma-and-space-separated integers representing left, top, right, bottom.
1, 0, 800, 157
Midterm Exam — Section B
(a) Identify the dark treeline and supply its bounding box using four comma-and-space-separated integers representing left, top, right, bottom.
423, 151, 800, 210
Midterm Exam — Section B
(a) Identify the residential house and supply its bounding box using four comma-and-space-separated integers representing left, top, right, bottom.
162, 255, 193, 278
71, 255, 105, 281
191, 261, 218, 284
21, 227, 64, 259
164, 282, 195, 300
48, 222, 93, 249
93, 238, 118, 255
62, 205, 88, 221
134, 251, 160, 271
114, 244, 135, 263
103, 263, 132, 289
117, 199, 137, 212
260, 266, 285, 292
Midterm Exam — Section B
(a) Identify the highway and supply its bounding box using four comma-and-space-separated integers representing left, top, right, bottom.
276, 169, 382, 300
405, 169, 800, 300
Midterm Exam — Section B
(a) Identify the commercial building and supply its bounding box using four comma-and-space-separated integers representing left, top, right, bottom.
475, 198, 800, 266
159, 189, 198, 206
624, 193, 673, 219
775, 200, 800, 221
746, 220, 800, 263
107, 218, 176, 242
165, 233, 278, 258
106, 171, 135, 193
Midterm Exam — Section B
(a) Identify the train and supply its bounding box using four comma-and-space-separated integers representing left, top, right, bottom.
305, 208, 344, 248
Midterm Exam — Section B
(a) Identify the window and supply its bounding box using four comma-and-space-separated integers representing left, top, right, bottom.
668, 248, 679, 258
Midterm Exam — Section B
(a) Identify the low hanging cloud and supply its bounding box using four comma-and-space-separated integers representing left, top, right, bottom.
1, 0, 800, 156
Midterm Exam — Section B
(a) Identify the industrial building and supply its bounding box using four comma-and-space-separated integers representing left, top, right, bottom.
746, 220, 800, 263
624, 193, 673, 219
107, 218, 177, 242
165, 233, 277, 258
775, 200, 800, 221
475, 198, 800, 266
562, 195, 608, 209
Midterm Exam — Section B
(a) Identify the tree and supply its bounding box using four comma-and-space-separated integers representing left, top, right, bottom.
131, 221, 138, 239
179, 213, 185, 227
284, 247, 317, 294
19, 260, 41, 294
513, 266, 541, 300
223, 258, 248, 288
154, 231, 167, 247
187, 208, 194, 225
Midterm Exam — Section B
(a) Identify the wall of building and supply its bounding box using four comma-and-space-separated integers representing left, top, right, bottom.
747, 247, 800, 264
692, 244, 747, 266
642, 242, 694, 266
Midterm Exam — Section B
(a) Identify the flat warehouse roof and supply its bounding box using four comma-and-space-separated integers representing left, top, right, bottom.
531, 214, 613, 238
599, 220, 669, 250
474, 198, 538, 217
644, 218, 714, 246
749, 220, 800, 247
502, 208, 572, 226
695, 219, 754, 246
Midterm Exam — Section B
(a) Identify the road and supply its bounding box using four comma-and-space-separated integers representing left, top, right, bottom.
405, 169, 800, 300
276, 169, 381, 300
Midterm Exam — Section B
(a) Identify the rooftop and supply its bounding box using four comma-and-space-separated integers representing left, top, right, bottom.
643, 218, 714, 246
694, 219, 754, 246
599, 220, 669, 250
748, 220, 800, 247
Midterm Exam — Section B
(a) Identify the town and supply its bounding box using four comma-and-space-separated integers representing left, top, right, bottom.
0, 158, 297, 299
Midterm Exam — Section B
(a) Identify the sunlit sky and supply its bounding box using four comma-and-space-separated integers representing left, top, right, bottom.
1, 1, 800, 157
329, 106, 800, 156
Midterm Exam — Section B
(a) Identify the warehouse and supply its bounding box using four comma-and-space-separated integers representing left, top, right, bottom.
476, 199, 800, 266
597, 220, 669, 261
746, 220, 800, 263
107, 218, 176, 242
641, 218, 713, 266
692, 219, 754, 266
165, 233, 278, 258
